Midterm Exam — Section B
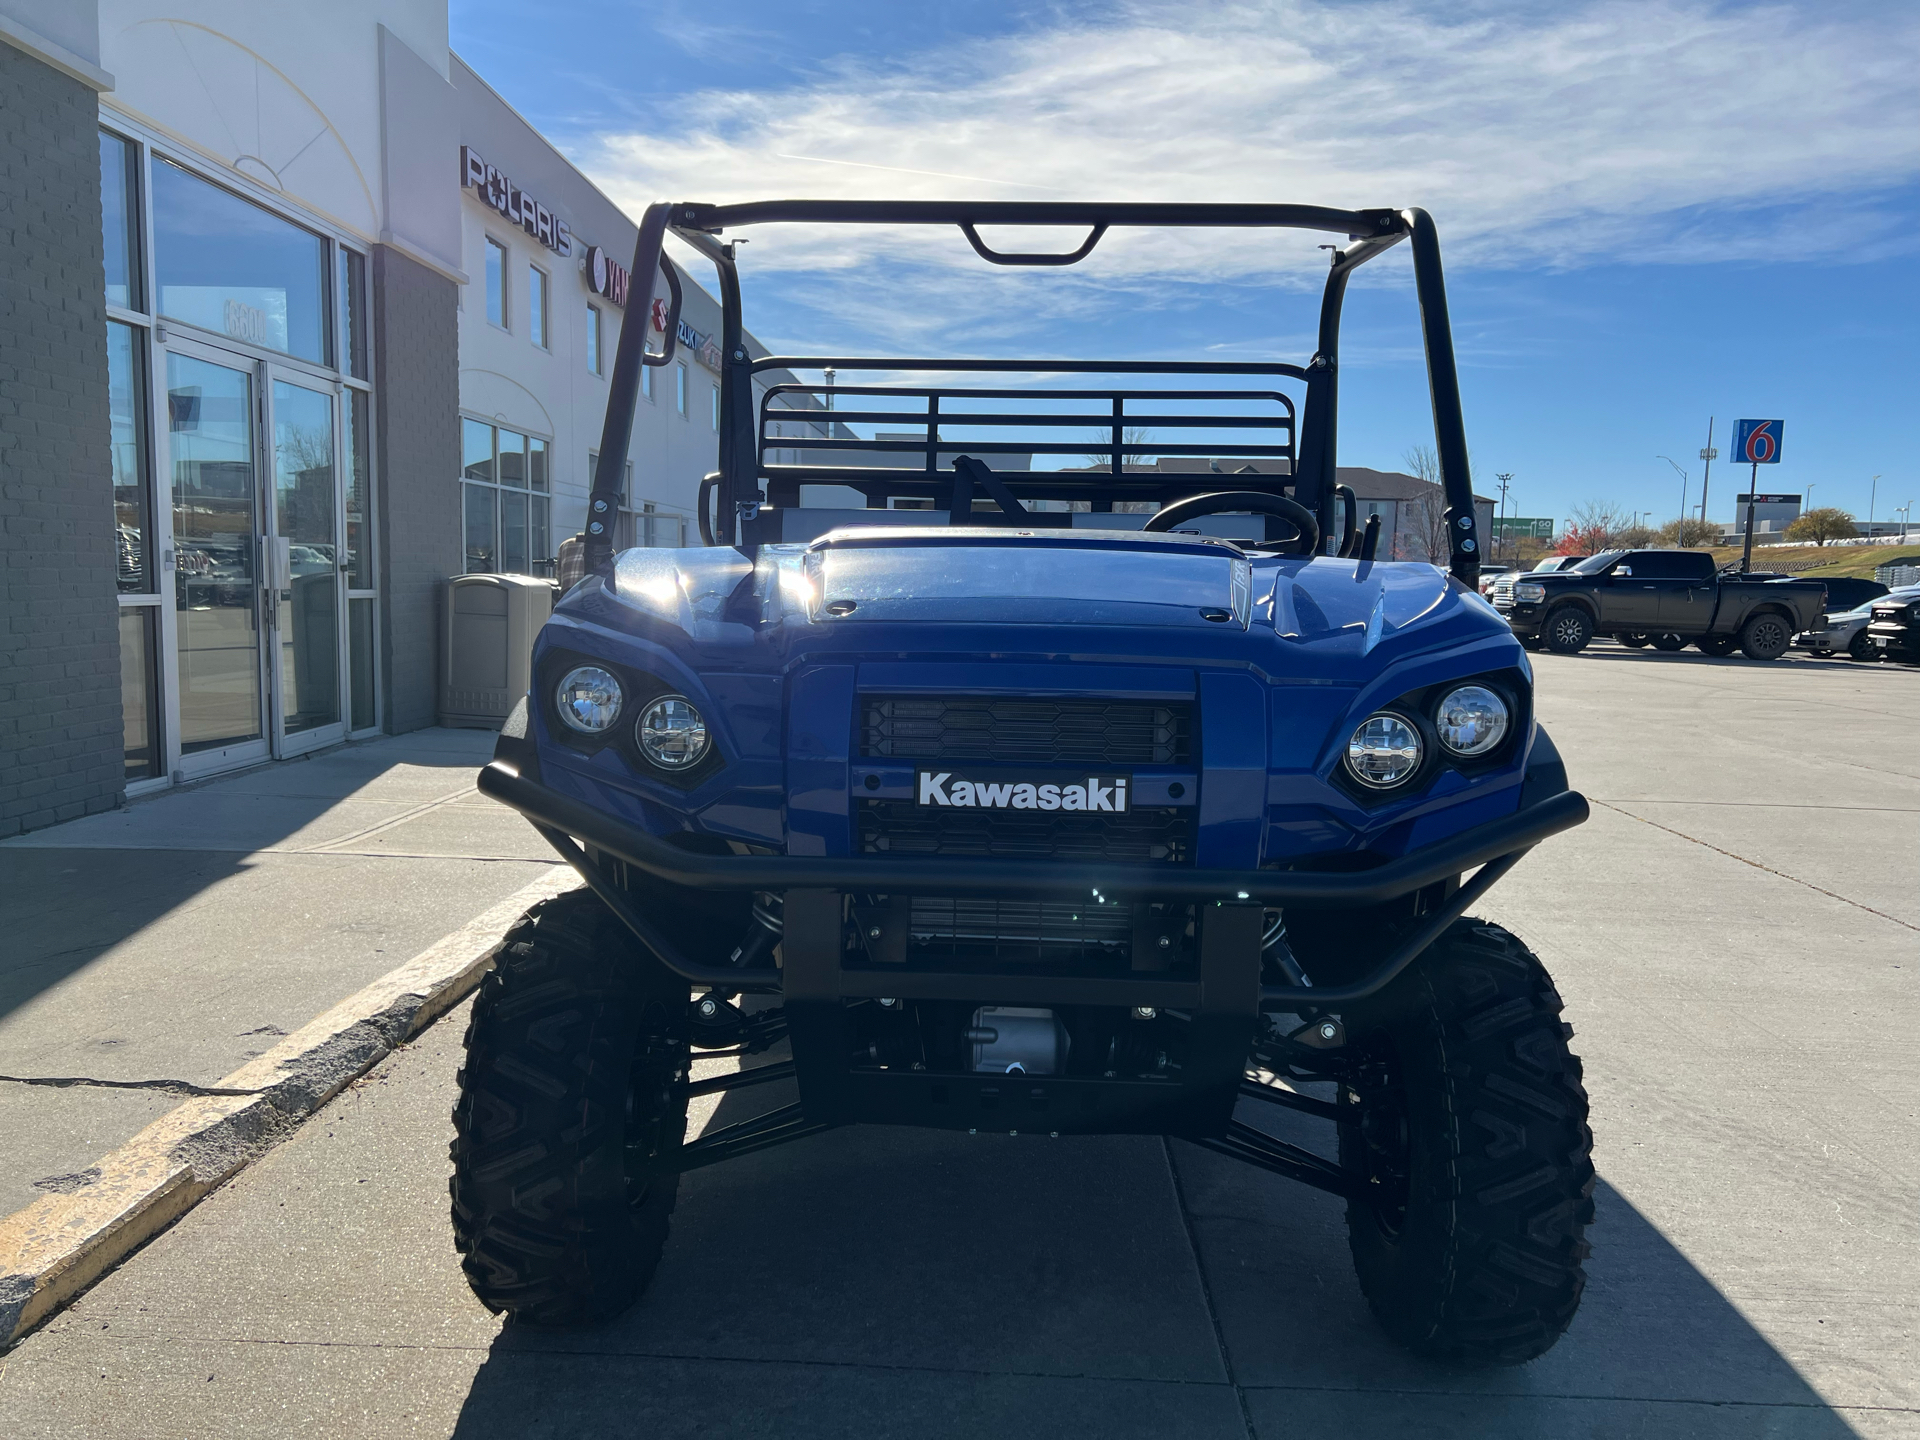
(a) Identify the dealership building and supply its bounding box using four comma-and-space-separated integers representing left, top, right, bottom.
0, 0, 803, 835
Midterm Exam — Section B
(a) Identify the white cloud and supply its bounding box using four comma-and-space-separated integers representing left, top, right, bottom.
579, 0, 1917, 282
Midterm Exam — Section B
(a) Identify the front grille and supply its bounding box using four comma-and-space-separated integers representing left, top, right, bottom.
906, 897, 1132, 965
858, 799, 1191, 864
861, 696, 1191, 766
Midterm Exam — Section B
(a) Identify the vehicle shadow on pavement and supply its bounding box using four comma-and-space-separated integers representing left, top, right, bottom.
443, 1084, 1865, 1440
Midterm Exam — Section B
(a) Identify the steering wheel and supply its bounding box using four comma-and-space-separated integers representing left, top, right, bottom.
1142, 491, 1320, 554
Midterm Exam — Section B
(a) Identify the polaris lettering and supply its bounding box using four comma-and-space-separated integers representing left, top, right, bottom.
917, 770, 1129, 813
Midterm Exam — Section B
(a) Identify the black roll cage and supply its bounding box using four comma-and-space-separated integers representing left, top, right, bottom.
584, 201, 1480, 586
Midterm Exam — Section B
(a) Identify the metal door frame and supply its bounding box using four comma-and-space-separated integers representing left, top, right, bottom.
156, 334, 352, 775
157, 332, 273, 781
263, 366, 350, 759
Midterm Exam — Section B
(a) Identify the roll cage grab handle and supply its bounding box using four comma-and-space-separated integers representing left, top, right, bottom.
583, 202, 1480, 588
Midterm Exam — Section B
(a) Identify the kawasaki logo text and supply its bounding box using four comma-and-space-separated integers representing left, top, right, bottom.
916, 770, 1130, 813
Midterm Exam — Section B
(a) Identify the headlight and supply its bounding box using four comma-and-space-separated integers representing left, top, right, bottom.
1514, 582, 1546, 602
636, 695, 710, 769
1345, 712, 1422, 788
1434, 685, 1510, 756
555, 666, 623, 734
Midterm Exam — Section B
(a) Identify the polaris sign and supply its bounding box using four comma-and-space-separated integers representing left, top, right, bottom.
917, 769, 1131, 813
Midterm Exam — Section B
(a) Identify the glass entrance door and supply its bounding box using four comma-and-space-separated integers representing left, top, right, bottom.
267, 376, 345, 753
166, 346, 269, 772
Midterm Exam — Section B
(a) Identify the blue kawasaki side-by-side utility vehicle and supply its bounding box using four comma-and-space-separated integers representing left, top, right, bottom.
454, 201, 1595, 1364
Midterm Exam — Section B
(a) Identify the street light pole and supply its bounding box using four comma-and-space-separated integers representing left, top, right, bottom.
1869, 475, 1879, 533
1493, 473, 1512, 558
1658, 455, 1687, 544
1698, 417, 1718, 525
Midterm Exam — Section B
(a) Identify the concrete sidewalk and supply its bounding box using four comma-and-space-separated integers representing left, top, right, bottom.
0, 650, 1914, 1437
0, 728, 552, 1218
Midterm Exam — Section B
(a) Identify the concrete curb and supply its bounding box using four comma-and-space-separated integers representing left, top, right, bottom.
0, 864, 579, 1347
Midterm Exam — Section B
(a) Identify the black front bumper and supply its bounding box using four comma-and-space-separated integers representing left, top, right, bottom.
476, 758, 1586, 1001
480, 755, 1585, 1142
1497, 602, 1542, 637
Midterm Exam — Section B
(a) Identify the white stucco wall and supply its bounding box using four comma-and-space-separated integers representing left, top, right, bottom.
451, 56, 773, 551
97, 1, 452, 260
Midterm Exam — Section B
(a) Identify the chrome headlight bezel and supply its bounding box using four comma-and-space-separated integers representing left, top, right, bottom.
1343, 711, 1424, 789
554, 665, 624, 735
635, 694, 711, 771
1434, 684, 1511, 757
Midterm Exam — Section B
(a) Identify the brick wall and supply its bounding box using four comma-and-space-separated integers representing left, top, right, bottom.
0, 44, 121, 837
371, 245, 461, 733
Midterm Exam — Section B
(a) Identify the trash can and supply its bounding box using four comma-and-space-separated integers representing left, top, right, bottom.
441, 574, 556, 729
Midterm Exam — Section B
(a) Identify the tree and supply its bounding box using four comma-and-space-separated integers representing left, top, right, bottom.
1391, 446, 1456, 562
1561, 499, 1629, 555
1658, 516, 1721, 547
1785, 507, 1857, 546
1081, 427, 1156, 468
1614, 524, 1658, 549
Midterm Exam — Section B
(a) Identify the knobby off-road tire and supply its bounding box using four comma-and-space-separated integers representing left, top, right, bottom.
1340, 919, 1594, 1366
1739, 611, 1792, 661
1543, 606, 1593, 655
451, 890, 690, 1326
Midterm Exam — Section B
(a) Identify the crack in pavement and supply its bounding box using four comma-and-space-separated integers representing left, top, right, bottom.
0, 1073, 262, 1098
1592, 800, 1919, 932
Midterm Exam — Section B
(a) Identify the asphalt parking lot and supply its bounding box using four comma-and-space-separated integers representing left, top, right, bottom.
1, 644, 1914, 1439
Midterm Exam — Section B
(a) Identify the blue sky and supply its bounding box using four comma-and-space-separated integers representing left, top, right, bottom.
451, 0, 1920, 529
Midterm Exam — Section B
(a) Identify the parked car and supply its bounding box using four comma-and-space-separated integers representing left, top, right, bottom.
1476, 563, 1512, 596
1494, 548, 1827, 658
1487, 554, 1578, 607
1795, 586, 1917, 661
1867, 591, 1920, 664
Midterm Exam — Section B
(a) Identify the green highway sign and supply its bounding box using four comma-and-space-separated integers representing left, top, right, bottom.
1492, 517, 1556, 540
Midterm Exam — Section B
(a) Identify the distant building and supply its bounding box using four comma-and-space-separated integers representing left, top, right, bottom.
1060, 459, 1494, 559
1716, 492, 1802, 545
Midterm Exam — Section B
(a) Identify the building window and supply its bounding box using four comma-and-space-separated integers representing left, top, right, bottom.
100, 130, 141, 311
337, 246, 368, 379
107, 322, 151, 594
586, 303, 601, 375
676, 362, 688, 416
462, 418, 551, 575
642, 360, 653, 401
152, 157, 327, 362
711, 383, 720, 432
528, 263, 548, 348
485, 237, 507, 328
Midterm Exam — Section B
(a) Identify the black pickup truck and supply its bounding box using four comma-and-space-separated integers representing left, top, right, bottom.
1494, 548, 1826, 659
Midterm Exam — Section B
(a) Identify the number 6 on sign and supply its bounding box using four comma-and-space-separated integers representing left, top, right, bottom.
1735, 419, 1783, 464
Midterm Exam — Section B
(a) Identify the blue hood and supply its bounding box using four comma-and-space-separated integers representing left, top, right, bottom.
539, 528, 1533, 866
602, 527, 1490, 668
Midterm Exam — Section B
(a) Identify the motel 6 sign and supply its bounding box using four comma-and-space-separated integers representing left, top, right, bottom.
1735, 419, 1784, 464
